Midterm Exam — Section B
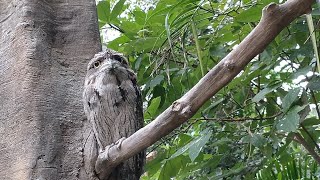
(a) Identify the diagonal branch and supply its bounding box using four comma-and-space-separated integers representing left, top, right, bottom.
293, 133, 320, 165
95, 0, 314, 178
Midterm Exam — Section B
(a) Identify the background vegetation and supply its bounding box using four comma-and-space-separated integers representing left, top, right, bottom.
97, 0, 320, 179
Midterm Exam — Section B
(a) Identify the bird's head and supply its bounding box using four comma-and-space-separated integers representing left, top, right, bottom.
85, 49, 131, 86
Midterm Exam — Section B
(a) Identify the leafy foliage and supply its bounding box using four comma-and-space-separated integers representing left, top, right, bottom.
97, 0, 320, 179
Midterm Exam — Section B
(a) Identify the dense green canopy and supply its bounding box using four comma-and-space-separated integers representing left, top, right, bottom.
97, 0, 320, 179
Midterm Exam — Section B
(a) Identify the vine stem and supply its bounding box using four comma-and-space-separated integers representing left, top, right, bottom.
191, 20, 205, 76
306, 14, 320, 73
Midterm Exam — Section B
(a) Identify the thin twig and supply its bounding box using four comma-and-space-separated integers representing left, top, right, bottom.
192, 112, 283, 122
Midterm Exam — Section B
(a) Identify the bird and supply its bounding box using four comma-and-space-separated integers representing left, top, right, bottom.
82, 49, 145, 180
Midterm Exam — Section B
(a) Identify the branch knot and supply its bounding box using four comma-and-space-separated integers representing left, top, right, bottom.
172, 101, 192, 118
262, 2, 279, 17
225, 61, 235, 71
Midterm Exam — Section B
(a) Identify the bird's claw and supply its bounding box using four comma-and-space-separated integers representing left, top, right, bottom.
100, 137, 126, 161
102, 143, 113, 161
115, 137, 126, 150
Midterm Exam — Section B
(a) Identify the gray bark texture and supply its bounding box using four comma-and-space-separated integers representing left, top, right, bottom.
0, 0, 101, 179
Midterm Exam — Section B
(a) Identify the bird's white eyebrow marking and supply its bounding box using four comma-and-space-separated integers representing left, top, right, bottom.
87, 56, 104, 70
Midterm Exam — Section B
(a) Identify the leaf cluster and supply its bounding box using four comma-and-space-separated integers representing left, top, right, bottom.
97, 0, 320, 179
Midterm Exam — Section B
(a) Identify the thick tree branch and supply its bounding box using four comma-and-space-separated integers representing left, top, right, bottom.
97, 0, 314, 178
293, 133, 320, 165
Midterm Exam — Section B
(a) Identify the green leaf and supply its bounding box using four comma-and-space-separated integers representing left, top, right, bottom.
189, 130, 212, 162
210, 138, 232, 147
276, 109, 300, 132
252, 84, 280, 102
134, 54, 143, 70
302, 117, 320, 127
144, 151, 167, 177
110, 0, 126, 21
170, 129, 212, 161
97, 0, 111, 26
158, 159, 177, 180
107, 35, 130, 50
128, 37, 163, 52
250, 134, 267, 148
145, 75, 164, 90
282, 88, 300, 112
133, 8, 146, 25
307, 76, 320, 91
165, 155, 189, 178
177, 133, 192, 147
261, 0, 279, 5
291, 66, 312, 79
242, 134, 267, 147
169, 142, 190, 160
119, 21, 143, 36
236, 6, 263, 22
145, 97, 161, 119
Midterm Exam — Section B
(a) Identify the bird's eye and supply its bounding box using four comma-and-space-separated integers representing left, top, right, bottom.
93, 61, 101, 68
112, 54, 127, 65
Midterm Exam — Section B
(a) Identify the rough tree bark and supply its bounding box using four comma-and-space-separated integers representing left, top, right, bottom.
0, 0, 101, 179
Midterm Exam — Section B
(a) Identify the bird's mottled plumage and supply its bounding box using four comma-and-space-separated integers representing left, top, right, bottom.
83, 49, 144, 180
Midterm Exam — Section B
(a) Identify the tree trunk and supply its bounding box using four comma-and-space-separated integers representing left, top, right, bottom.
0, 0, 101, 179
